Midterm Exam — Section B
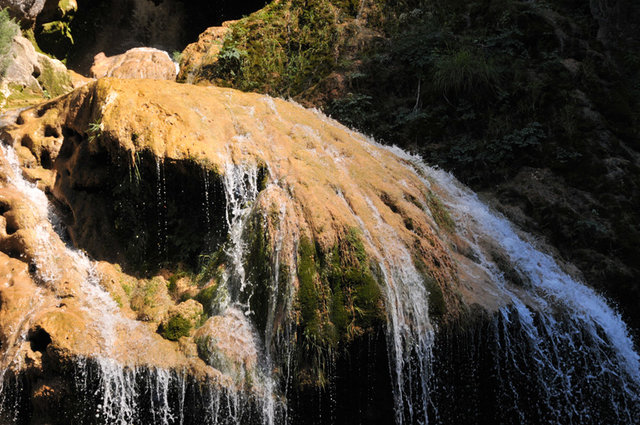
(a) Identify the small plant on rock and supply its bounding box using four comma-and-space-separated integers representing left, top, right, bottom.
159, 314, 192, 341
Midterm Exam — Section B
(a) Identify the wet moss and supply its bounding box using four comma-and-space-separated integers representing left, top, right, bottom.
159, 314, 192, 341
295, 228, 386, 388
426, 191, 455, 233
243, 213, 273, 333
195, 284, 220, 317
298, 235, 322, 340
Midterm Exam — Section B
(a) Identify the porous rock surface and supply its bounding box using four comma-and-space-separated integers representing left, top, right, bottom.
90, 47, 177, 80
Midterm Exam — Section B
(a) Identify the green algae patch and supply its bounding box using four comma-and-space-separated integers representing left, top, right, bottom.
426, 191, 455, 233
295, 228, 385, 388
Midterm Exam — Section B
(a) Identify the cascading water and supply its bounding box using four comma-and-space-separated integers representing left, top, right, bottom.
217, 161, 285, 425
0, 143, 275, 424
336, 190, 435, 424
381, 145, 640, 423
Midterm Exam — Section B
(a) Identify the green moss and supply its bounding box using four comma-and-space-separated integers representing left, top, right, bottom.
426, 191, 455, 233
36, 60, 72, 98
295, 227, 387, 387
298, 235, 321, 338
159, 314, 192, 341
196, 284, 221, 317
3, 83, 46, 110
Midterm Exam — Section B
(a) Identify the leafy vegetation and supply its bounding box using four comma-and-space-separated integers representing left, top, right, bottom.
187, 0, 359, 97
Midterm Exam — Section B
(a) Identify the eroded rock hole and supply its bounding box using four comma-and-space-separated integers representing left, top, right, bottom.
36, 104, 54, 118
40, 150, 53, 170
20, 135, 34, 150
28, 328, 51, 353
44, 126, 60, 139
5, 219, 18, 235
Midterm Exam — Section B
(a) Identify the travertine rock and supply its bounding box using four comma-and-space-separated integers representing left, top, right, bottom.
90, 47, 177, 80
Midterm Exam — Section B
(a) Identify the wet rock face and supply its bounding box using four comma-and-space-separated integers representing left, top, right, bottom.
52, 137, 227, 273
90, 47, 177, 80
2, 78, 637, 423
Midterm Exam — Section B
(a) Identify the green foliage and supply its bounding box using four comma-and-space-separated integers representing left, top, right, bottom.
160, 314, 192, 341
0, 8, 18, 78
171, 50, 182, 63
199, 0, 341, 97
87, 119, 102, 142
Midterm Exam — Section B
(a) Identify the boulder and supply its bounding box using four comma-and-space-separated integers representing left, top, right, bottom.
90, 47, 177, 80
194, 308, 258, 383
1, 33, 73, 109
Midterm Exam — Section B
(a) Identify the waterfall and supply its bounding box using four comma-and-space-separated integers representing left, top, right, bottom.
2, 95, 640, 424
0, 144, 268, 424
336, 190, 435, 424
383, 145, 640, 423
220, 161, 284, 425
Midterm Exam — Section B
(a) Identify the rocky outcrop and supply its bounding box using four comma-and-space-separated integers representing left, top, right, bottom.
1, 33, 73, 110
177, 22, 232, 83
90, 47, 177, 80
0, 77, 510, 389
179, 0, 640, 336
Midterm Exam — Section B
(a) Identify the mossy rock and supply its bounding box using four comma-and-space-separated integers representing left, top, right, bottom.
36, 59, 72, 98
159, 314, 192, 341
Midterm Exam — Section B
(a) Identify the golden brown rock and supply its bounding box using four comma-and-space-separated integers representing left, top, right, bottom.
0, 77, 523, 414
194, 309, 258, 383
90, 47, 177, 80
1, 78, 515, 314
